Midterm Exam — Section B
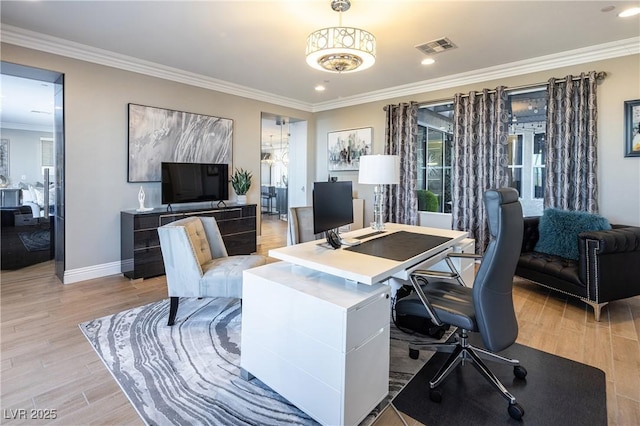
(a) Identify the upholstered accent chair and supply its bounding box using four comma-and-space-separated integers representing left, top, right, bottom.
287, 206, 321, 245
157, 216, 266, 326
395, 188, 527, 420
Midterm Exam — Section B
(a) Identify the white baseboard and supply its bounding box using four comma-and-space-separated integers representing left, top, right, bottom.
63, 260, 123, 284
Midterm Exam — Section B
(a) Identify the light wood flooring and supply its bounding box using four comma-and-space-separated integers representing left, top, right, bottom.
1, 215, 638, 425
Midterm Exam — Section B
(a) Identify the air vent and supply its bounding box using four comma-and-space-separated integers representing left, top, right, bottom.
415, 37, 457, 55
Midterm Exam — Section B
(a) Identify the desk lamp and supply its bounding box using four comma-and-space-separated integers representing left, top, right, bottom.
358, 155, 400, 230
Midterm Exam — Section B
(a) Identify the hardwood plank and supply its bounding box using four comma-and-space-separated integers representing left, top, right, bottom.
611, 335, 640, 401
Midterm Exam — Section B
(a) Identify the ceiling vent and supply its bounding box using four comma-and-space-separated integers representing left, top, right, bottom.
415, 37, 457, 55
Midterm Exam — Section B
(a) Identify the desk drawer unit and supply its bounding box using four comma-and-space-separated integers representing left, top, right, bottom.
241, 262, 390, 426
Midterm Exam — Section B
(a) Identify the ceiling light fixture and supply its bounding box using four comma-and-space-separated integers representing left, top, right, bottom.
618, 7, 640, 17
306, 0, 376, 73
421, 58, 435, 65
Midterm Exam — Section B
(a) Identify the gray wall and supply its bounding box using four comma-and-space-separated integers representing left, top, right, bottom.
315, 54, 640, 228
2, 43, 313, 282
2, 43, 638, 283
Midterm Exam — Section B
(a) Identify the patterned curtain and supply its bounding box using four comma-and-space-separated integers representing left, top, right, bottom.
544, 71, 599, 212
383, 102, 418, 225
452, 87, 510, 254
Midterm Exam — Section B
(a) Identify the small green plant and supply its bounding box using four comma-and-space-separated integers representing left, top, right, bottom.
417, 189, 439, 212
231, 168, 252, 195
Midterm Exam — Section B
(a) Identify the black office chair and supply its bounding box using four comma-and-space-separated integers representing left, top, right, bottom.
395, 187, 527, 420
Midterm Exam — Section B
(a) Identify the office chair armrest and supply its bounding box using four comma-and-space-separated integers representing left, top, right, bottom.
412, 269, 459, 279
412, 251, 476, 287
409, 273, 444, 326
446, 253, 482, 259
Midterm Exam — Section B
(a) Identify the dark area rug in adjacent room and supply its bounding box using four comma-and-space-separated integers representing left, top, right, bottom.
392, 335, 607, 425
18, 229, 50, 251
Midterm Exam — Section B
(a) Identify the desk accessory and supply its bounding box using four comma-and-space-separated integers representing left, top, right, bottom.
358, 155, 399, 230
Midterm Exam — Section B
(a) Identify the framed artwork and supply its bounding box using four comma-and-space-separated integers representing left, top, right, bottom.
127, 103, 233, 182
0, 139, 9, 179
624, 99, 640, 158
327, 127, 372, 171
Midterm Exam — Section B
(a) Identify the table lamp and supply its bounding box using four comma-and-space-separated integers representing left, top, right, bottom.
358, 154, 400, 230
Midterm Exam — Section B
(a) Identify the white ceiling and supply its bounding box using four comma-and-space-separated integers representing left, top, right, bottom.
1, 0, 639, 131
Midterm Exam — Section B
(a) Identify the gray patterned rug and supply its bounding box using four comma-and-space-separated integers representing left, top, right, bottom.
79, 297, 441, 426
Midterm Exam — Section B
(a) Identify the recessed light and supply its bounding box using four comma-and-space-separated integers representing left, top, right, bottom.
315, 85, 326, 91
619, 7, 640, 17
421, 58, 436, 65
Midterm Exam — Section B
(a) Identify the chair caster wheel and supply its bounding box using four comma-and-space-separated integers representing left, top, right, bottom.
429, 388, 442, 403
508, 402, 524, 420
514, 365, 527, 379
409, 348, 419, 359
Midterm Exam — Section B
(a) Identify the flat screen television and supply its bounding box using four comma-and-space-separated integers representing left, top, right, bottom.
312, 181, 354, 235
161, 162, 229, 205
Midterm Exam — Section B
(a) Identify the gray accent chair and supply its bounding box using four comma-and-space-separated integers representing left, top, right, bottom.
157, 216, 266, 326
395, 188, 527, 420
287, 206, 321, 245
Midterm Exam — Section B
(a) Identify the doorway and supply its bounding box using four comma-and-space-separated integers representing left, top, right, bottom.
0, 62, 65, 281
260, 113, 308, 246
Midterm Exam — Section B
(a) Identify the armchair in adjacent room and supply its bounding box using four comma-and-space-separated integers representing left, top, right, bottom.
395, 188, 527, 420
157, 216, 266, 326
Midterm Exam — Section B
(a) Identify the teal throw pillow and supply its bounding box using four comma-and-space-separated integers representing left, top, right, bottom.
534, 208, 611, 260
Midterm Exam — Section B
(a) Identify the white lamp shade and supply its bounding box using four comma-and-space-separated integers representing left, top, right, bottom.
358, 155, 400, 185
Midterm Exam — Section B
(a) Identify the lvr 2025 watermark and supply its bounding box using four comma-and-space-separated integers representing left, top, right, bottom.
3, 409, 57, 420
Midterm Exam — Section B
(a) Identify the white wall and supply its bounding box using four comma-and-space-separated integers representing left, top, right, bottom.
315, 54, 640, 227
0, 128, 54, 185
288, 120, 309, 208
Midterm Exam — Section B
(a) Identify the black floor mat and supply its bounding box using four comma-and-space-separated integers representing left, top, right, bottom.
393, 336, 606, 425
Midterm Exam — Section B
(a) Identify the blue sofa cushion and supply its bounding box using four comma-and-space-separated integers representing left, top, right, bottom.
534, 208, 611, 260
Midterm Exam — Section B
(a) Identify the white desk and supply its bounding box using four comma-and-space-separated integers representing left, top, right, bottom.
241, 224, 469, 425
268, 223, 469, 284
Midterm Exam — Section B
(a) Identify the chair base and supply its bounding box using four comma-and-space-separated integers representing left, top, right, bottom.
409, 328, 526, 420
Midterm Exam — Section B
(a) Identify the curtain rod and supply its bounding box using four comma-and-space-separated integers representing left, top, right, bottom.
417, 71, 607, 107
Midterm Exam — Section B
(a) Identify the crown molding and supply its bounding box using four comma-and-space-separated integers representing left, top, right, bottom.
311, 36, 640, 112
0, 121, 53, 133
2, 25, 638, 113
0, 25, 314, 112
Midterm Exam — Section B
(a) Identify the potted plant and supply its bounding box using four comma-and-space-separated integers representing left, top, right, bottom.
231, 168, 252, 204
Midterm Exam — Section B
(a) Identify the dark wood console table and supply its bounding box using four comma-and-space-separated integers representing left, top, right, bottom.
121, 203, 257, 279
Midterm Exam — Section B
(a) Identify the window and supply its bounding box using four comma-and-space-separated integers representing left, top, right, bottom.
40, 137, 55, 184
417, 87, 547, 216
417, 103, 453, 213
41, 138, 54, 167
507, 134, 523, 195
533, 133, 546, 199
508, 89, 546, 216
